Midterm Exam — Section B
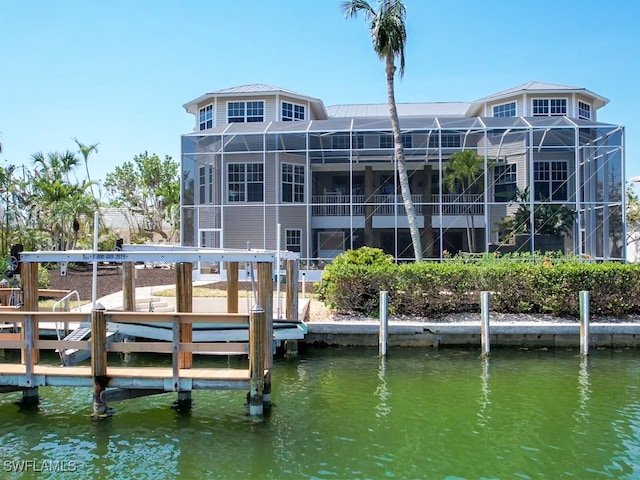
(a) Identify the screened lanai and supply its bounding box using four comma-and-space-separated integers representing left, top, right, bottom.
181, 115, 625, 272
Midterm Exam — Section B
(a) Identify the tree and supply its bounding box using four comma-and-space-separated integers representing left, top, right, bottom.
497, 187, 575, 241
73, 138, 100, 201
627, 184, 640, 259
104, 152, 179, 242
343, 0, 423, 261
443, 150, 485, 252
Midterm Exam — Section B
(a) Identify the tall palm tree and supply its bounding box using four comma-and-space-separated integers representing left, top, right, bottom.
444, 150, 485, 252
73, 138, 99, 201
343, 0, 423, 261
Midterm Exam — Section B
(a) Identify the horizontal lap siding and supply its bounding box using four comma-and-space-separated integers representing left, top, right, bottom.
223, 206, 265, 249
274, 205, 307, 257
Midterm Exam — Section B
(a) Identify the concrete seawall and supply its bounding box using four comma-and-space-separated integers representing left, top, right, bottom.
303, 321, 640, 348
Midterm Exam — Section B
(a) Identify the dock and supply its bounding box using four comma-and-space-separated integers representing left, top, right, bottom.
0, 247, 302, 417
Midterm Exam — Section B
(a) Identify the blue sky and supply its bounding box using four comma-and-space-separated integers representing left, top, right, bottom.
1, 0, 639, 191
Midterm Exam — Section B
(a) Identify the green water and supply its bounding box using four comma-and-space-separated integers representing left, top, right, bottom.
1, 347, 639, 479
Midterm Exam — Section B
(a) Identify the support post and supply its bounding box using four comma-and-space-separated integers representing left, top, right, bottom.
227, 262, 239, 314
21, 262, 39, 371
379, 291, 388, 356
257, 261, 273, 407
91, 309, 109, 416
122, 262, 136, 312
580, 290, 590, 356
176, 262, 193, 410
480, 291, 490, 356
248, 305, 265, 416
285, 259, 299, 358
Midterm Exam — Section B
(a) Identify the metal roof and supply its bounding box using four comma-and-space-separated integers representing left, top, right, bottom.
327, 102, 471, 118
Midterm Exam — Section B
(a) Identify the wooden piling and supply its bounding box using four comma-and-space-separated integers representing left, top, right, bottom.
176, 262, 193, 369
176, 262, 193, 410
580, 290, 590, 355
21, 262, 39, 366
122, 262, 136, 312
480, 291, 490, 355
91, 309, 109, 416
227, 262, 239, 314
248, 305, 265, 416
285, 259, 298, 322
257, 261, 273, 407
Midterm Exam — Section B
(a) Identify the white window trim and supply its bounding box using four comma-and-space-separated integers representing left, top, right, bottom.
285, 228, 302, 253
198, 103, 213, 130
226, 99, 266, 123
281, 162, 305, 203
281, 101, 306, 121
531, 98, 568, 117
492, 101, 517, 117
227, 162, 264, 203
578, 100, 592, 120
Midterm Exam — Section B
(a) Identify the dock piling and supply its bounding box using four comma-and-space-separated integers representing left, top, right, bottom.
91, 309, 109, 417
257, 261, 273, 408
176, 262, 193, 410
580, 290, 590, 355
480, 291, 490, 356
227, 262, 239, 314
249, 305, 265, 416
379, 291, 388, 356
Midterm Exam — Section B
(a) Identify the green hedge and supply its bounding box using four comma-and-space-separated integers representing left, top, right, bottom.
317, 248, 640, 318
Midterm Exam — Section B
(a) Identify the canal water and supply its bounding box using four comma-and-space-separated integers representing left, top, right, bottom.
0, 347, 639, 479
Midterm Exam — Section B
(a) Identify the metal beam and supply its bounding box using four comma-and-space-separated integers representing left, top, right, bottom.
100, 388, 165, 403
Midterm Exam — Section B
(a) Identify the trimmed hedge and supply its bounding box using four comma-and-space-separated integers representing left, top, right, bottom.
317, 248, 640, 318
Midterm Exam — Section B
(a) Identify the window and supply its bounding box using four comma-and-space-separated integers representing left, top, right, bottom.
533, 99, 567, 116
228, 163, 263, 202
578, 101, 591, 120
380, 134, 412, 148
227, 101, 264, 123
534, 160, 568, 201
199, 104, 213, 130
493, 102, 516, 117
285, 229, 302, 253
199, 165, 214, 204
282, 102, 306, 121
493, 164, 517, 202
429, 133, 461, 148
282, 163, 305, 203
332, 134, 364, 149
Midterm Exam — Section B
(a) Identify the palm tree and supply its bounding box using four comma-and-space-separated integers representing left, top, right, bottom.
342, 0, 423, 261
73, 138, 99, 201
444, 150, 485, 252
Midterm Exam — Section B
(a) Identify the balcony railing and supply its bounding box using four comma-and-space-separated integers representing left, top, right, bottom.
311, 193, 484, 216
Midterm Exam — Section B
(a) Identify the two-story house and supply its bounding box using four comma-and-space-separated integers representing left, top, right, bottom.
180, 82, 625, 279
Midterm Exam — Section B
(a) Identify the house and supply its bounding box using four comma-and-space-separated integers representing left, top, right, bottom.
180, 82, 625, 279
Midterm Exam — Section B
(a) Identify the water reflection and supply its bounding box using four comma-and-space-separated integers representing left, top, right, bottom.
477, 355, 491, 428
375, 358, 391, 420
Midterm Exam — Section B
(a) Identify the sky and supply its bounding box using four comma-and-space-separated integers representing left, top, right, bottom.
1, 0, 639, 192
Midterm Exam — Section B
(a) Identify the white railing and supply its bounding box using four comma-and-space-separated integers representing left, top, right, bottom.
311, 193, 484, 216
432, 194, 484, 215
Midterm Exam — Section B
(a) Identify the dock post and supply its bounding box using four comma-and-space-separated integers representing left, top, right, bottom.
379, 291, 388, 356
580, 290, 590, 355
285, 259, 299, 358
227, 262, 239, 314
176, 262, 193, 410
122, 262, 136, 312
20, 262, 39, 405
91, 309, 109, 417
249, 305, 265, 416
257, 261, 273, 408
480, 291, 490, 356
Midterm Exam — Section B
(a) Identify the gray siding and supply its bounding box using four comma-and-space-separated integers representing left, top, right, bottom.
223, 205, 265, 249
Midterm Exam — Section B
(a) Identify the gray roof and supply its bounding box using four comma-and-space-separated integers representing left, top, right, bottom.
327, 102, 471, 118
206, 84, 310, 97
474, 81, 609, 109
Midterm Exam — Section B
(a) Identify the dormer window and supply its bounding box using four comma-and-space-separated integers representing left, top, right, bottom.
493, 102, 516, 117
578, 101, 591, 120
282, 102, 305, 121
199, 105, 213, 130
228, 101, 265, 123
533, 99, 567, 116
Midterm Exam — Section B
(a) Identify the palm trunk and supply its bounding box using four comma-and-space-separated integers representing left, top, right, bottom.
386, 53, 423, 261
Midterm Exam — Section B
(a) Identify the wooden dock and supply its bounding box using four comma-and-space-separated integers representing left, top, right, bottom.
0, 248, 301, 417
